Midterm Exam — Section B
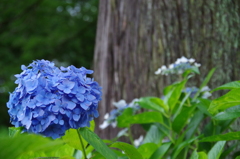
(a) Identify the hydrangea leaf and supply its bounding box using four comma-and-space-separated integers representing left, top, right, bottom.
200, 132, 240, 142
117, 108, 163, 128
150, 142, 171, 159
62, 120, 95, 151
211, 81, 240, 92
138, 97, 168, 113
110, 142, 143, 159
207, 141, 226, 159
208, 88, 240, 114
80, 127, 118, 159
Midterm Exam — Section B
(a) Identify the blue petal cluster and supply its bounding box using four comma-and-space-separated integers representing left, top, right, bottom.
7, 60, 102, 139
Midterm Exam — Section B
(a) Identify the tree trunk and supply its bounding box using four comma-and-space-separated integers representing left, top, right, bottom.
93, 0, 240, 140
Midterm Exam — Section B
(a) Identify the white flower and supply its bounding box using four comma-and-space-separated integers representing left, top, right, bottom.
179, 56, 188, 63
104, 113, 109, 119
99, 121, 109, 129
202, 92, 212, 99
155, 68, 162, 75
175, 59, 181, 64
134, 135, 144, 147
128, 98, 139, 107
169, 64, 174, 69
113, 99, 127, 109
194, 63, 201, 67
189, 58, 195, 63
161, 65, 167, 70
201, 86, 211, 92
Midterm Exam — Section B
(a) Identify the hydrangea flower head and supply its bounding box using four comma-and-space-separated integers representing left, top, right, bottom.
7, 60, 102, 139
155, 56, 201, 75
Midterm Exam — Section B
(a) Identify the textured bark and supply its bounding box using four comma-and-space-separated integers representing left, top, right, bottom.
94, 0, 240, 140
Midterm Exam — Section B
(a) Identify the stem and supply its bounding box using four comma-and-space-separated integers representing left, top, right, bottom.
128, 126, 134, 145
77, 129, 87, 159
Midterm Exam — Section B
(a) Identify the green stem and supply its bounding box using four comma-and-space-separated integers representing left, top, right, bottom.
77, 129, 87, 159
128, 126, 134, 145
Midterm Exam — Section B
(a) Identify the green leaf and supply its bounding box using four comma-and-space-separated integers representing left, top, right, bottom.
62, 120, 95, 151
172, 136, 199, 159
172, 106, 196, 133
196, 98, 212, 116
213, 111, 240, 120
182, 66, 200, 78
200, 132, 240, 142
208, 88, 240, 114
220, 142, 238, 159
79, 128, 118, 159
165, 80, 187, 110
173, 92, 191, 119
149, 142, 171, 159
8, 127, 23, 137
138, 97, 169, 113
190, 150, 199, 159
0, 134, 63, 159
110, 142, 143, 159
137, 143, 158, 159
185, 110, 204, 139
142, 124, 165, 145
60, 157, 75, 159
207, 141, 226, 159
117, 109, 163, 128
212, 81, 240, 92
198, 152, 208, 159
193, 68, 215, 100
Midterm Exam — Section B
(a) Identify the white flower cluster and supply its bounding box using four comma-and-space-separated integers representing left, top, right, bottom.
155, 56, 201, 75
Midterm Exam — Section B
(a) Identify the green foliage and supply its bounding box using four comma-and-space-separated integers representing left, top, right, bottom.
117, 108, 163, 128
207, 141, 226, 159
4, 61, 240, 159
208, 88, 240, 114
80, 127, 118, 159
138, 97, 168, 114
0, 130, 71, 159
62, 120, 95, 151
110, 142, 143, 159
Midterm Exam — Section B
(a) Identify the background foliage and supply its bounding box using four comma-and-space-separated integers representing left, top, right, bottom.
0, 0, 98, 127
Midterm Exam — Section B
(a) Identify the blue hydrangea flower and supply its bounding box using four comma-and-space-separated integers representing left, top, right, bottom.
7, 60, 102, 139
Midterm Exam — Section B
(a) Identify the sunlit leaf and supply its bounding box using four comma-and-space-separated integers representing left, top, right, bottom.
62, 120, 95, 151
208, 89, 240, 114
164, 80, 187, 110
137, 143, 158, 159
138, 97, 168, 113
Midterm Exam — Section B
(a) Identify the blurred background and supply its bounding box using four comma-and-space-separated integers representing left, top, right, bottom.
0, 0, 98, 128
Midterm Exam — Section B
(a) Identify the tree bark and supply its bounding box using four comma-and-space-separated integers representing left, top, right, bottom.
94, 0, 240, 140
